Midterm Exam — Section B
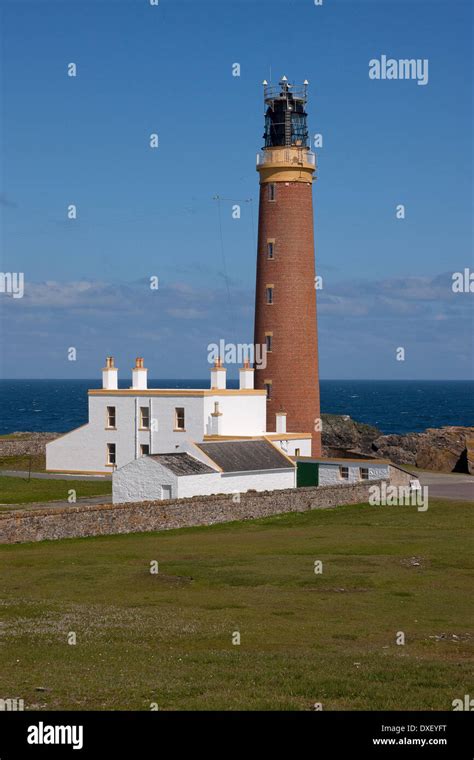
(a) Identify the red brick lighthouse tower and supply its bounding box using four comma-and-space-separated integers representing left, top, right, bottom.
254, 76, 322, 456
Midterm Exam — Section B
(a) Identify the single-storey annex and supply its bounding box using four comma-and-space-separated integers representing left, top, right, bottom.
112, 438, 296, 504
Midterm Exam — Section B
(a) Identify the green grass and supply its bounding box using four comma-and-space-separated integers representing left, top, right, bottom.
0, 499, 472, 711
0, 476, 111, 506
0, 453, 46, 472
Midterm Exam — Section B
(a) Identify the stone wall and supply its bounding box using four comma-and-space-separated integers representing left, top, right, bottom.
0, 433, 57, 457
0, 480, 385, 545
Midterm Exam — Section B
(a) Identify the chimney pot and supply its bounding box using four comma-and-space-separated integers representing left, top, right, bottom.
276, 411, 287, 434
131, 356, 148, 389
239, 360, 254, 390
210, 359, 226, 390
102, 356, 118, 390
210, 400, 223, 435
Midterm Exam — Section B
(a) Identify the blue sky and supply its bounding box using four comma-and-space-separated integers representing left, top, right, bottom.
0, 0, 472, 379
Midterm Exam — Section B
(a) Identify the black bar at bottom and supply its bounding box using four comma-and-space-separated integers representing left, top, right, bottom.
0, 711, 472, 758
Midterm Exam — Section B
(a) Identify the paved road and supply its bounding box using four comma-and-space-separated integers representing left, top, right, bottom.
416, 470, 474, 502
0, 470, 111, 481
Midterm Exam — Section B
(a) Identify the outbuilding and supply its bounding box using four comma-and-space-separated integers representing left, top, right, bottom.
296, 456, 391, 487
112, 438, 296, 504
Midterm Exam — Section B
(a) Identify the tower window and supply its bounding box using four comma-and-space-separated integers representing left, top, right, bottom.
140, 406, 150, 430
265, 334, 273, 352
268, 183, 276, 201
174, 407, 185, 431
264, 381, 272, 400
106, 443, 116, 466
339, 466, 349, 480
106, 406, 116, 429
267, 241, 274, 259
266, 286, 274, 304
295, 448, 301, 457
140, 444, 150, 456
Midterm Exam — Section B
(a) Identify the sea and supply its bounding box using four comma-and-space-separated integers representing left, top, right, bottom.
0, 379, 473, 436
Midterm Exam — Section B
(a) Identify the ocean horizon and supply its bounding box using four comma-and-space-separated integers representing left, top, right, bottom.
0, 379, 472, 437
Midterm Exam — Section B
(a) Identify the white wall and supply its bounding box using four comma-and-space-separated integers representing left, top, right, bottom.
274, 437, 311, 457
177, 468, 295, 498
149, 396, 204, 453
47, 386, 301, 475
112, 457, 295, 504
113, 456, 177, 504
47, 396, 139, 473
203, 394, 266, 437
46, 394, 206, 473
46, 423, 106, 473
220, 468, 295, 493
318, 462, 389, 486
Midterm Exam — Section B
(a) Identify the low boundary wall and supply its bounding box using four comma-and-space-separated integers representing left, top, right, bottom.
0, 480, 386, 544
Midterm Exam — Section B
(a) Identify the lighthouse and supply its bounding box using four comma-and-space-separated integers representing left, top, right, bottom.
254, 76, 322, 456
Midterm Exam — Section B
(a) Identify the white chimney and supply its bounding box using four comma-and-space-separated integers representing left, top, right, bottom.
210, 358, 226, 390
210, 401, 223, 436
276, 411, 287, 434
102, 356, 118, 390
239, 358, 254, 390
132, 357, 148, 390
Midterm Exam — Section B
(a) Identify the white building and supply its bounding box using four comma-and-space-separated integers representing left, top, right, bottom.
295, 456, 391, 487
46, 356, 312, 475
112, 439, 296, 504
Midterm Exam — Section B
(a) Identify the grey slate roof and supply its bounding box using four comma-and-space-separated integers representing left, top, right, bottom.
197, 439, 294, 473
150, 453, 216, 476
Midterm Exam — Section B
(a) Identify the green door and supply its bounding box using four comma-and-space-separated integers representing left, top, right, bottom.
297, 462, 319, 487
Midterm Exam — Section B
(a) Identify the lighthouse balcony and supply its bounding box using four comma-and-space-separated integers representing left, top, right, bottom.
256, 148, 316, 169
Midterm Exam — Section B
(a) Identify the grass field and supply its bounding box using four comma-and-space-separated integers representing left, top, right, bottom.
0, 499, 472, 711
0, 453, 46, 472
0, 476, 112, 506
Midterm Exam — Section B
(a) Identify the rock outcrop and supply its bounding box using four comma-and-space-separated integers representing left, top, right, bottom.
371, 426, 474, 473
321, 414, 380, 456
322, 416, 474, 474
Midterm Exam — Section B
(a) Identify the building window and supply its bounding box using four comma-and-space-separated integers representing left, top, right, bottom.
339, 466, 349, 480
264, 381, 272, 400
265, 334, 273, 352
140, 444, 150, 456
360, 467, 369, 480
175, 407, 185, 430
295, 448, 301, 457
267, 241, 274, 259
266, 286, 274, 304
107, 443, 116, 466
268, 183, 276, 201
140, 406, 150, 430
106, 406, 116, 429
